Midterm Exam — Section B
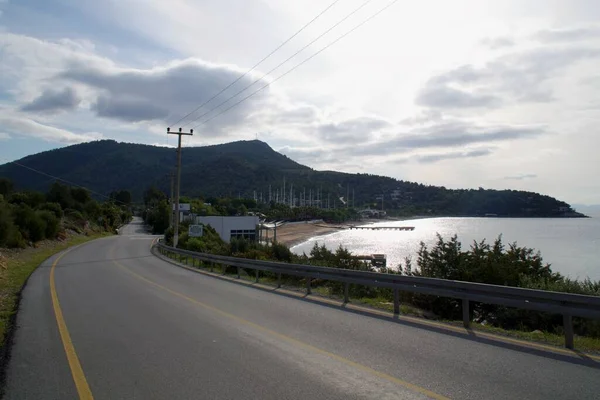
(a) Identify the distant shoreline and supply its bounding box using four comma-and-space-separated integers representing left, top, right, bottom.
277, 216, 431, 248
276, 214, 593, 249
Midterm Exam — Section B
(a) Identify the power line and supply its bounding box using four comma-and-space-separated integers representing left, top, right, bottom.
169, 0, 343, 128
183, 0, 376, 128
193, 0, 399, 129
1, 159, 132, 206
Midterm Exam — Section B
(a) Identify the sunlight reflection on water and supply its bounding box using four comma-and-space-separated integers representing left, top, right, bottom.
291, 217, 600, 280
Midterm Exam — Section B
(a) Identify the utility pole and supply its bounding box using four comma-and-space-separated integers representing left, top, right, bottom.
167, 127, 193, 248
352, 188, 355, 209
168, 171, 175, 229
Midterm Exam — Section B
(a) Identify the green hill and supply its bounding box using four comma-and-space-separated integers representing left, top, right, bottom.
0, 139, 584, 217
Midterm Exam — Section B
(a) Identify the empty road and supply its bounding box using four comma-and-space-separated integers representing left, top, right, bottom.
4, 219, 600, 399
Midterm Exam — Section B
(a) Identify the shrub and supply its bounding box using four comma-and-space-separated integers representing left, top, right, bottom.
0, 204, 14, 246
272, 242, 292, 262
39, 202, 64, 218
37, 210, 60, 239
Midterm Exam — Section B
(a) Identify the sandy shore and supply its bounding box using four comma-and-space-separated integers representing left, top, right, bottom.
273, 217, 428, 248
274, 222, 345, 247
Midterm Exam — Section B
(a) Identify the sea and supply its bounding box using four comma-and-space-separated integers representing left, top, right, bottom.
291, 217, 600, 281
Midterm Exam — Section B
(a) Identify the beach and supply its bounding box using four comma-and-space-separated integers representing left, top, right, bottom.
273, 218, 396, 247
273, 222, 344, 247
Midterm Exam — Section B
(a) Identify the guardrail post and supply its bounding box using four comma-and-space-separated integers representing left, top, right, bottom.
277, 273, 282, 288
563, 314, 574, 349
393, 289, 400, 315
462, 299, 470, 328
210, 262, 214, 273
255, 269, 259, 283
306, 277, 312, 295
221, 264, 226, 275
344, 282, 349, 303
237, 266, 241, 279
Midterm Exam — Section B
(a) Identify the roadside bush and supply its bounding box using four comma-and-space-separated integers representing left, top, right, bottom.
84, 200, 101, 219
272, 242, 292, 262
39, 202, 64, 218
12, 205, 45, 242
37, 210, 60, 239
401, 233, 600, 337
0, 204, 15, 246
8, 191, 46, 208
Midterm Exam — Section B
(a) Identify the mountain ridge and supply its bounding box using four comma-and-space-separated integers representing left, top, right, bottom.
0, 139, 584, 218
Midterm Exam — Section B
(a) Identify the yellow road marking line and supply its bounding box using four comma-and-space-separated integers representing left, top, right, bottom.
50, 249, 94, 400
112, 259, 449, 400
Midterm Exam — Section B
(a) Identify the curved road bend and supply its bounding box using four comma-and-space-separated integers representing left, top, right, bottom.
4, 218, 600, 399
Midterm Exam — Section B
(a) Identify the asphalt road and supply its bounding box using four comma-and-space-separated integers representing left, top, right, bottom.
4, 218, 600, 399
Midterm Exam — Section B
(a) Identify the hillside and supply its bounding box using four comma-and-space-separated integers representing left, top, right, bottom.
0, 139, 584, 218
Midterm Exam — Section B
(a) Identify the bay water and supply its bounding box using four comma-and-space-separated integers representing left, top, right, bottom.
291, 217, 600, 281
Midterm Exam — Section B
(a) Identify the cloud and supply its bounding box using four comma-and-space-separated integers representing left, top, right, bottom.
416, 85, 500, 109
504, 173, 538, 180
481, 37, 515, 49
92, 95, 168, 122
20, 87, 81, 113
350, 122, 544, 156
534, 27, 600, 43
151, 142, 176, 148
416, 148, 494, 163
416, 45, 600, 110
60, 58, 273, 133
0, 132, 9, 140
0, 116, 102, 144
317, 117, 391, 142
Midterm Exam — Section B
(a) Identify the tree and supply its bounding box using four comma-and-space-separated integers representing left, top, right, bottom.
47, 182, 73, 210
0, 178, 13, 196
150, 200, 170, 234
71, 187, 92, 205
143, 186, 166, 207
110, 190, 132, 206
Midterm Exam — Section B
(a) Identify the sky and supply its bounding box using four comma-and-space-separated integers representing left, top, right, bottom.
0, 0, 599, 205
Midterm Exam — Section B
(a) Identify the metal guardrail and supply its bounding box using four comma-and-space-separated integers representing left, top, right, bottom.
154, 242, 600, 349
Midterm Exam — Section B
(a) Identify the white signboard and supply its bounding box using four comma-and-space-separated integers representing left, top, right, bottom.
188, 225, 204, 237
172, 203, 191, 211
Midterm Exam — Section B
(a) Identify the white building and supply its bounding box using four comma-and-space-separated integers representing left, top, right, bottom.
195, 216, 259, 243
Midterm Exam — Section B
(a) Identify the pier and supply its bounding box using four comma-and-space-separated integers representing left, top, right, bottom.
349, 226, 415, 231
355, 254, 387, 268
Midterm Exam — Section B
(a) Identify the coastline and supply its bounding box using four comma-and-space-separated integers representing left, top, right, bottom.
274, 222, 344, 248
275, 216, 428, 248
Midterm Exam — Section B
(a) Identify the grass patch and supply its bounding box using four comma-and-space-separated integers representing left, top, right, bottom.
0, 232, 111, 355
444, 321, 600, 353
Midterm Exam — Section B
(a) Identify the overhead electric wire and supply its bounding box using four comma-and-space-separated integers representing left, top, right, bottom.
2, 159, 131, 205
168, 0, 343, 128
182, 0, 375, 128
192, 0, 399, 129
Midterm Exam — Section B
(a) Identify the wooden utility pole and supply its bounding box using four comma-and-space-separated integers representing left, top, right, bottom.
167, 127, 193, 248
168, 172, 175, 229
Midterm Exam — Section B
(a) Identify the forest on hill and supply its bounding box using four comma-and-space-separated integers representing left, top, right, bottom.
0, 140, 584, 218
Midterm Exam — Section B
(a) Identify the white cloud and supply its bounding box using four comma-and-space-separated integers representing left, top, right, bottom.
0, 132, 10, 140
1, 2, 600, 203
0, 116, 103, 144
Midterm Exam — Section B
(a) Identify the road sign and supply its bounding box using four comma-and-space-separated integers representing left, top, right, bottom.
188, 225, 203, 237
173, 203, 191, 211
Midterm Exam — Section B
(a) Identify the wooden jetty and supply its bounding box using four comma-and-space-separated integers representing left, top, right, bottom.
355, 254, 387, 267
349, 226, 415, 231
